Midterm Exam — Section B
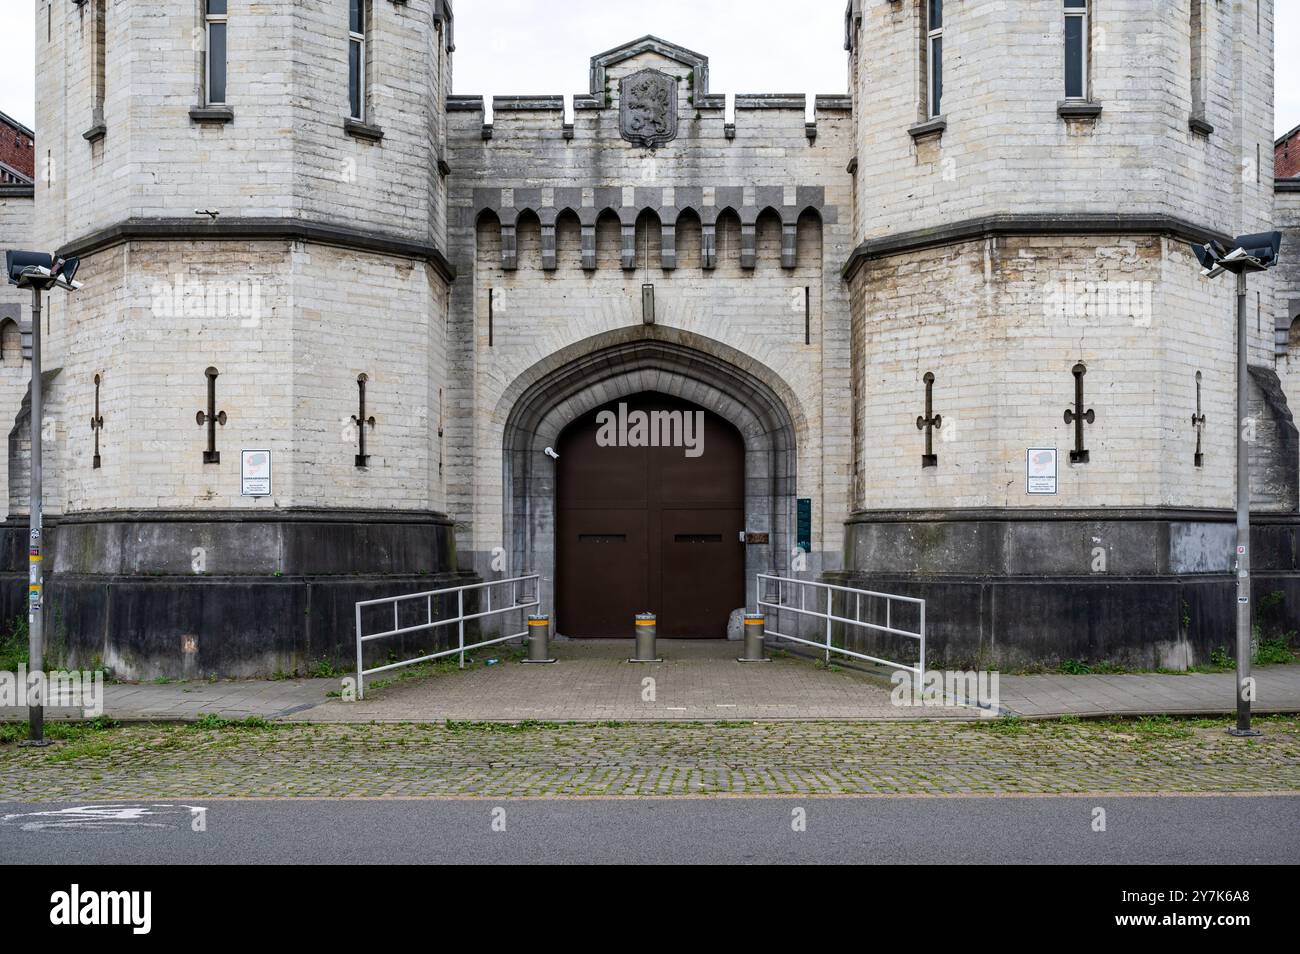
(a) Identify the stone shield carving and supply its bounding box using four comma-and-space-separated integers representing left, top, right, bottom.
620, 69, 678, 149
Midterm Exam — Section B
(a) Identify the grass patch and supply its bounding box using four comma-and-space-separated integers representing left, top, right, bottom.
443, 719, 582, 733
190, 714, 278, 732
0, 616, 29, 671
965, 716, 1030, 735
309, 658, 347, 679
1058, 659, 1131, 675
1256, 637, 1297, 666
1115, 715, 1196, 739
362, 648, 509, 696
0, 716, 119, 745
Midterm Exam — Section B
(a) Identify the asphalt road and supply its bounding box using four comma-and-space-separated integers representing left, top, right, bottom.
1, 795, 1296, 864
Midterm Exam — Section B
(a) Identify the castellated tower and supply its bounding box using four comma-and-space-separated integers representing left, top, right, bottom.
839, 0, 1284, 668
18, 0, 458, 677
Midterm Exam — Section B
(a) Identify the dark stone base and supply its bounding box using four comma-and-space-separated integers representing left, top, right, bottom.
835, 509, 1300, 670
0, 510, 473, 679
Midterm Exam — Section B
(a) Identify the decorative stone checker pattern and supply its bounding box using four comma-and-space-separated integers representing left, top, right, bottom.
1, 717, 1297, 801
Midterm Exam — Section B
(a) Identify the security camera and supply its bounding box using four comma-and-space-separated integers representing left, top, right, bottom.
544, 447, 559, 460
5, 251, 82, 290
1194, 232, 1281, 278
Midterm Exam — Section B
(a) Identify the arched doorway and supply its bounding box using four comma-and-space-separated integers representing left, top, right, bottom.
556, 392, 745, 637
496, 327, 806, 631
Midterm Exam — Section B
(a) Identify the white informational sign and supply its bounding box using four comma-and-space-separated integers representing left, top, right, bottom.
1026, 447, 1057, 495
241, 449, 272, 497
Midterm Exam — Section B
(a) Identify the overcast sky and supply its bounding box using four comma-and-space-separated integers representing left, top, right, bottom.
0, 1, 1296, 137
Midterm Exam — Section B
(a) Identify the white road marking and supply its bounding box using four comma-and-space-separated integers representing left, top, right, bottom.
1, 804, 204, 832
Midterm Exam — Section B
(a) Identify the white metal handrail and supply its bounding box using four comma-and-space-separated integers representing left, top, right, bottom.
755, 574, 925, 676
354, 574, 540, 699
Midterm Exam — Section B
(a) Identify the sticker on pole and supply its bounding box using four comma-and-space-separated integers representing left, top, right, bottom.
240, 449, 271, 497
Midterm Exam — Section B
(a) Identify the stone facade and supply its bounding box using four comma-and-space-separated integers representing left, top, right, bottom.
1, 1, 1298, 674
446, 35, 852, 616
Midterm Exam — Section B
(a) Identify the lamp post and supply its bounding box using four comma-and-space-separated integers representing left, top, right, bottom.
4, 251, 81, 746
1192, 231, 1282, 737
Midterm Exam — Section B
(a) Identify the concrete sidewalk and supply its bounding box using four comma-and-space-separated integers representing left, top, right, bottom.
3, 639, 1298, 723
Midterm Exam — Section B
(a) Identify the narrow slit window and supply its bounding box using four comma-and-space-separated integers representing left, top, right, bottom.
91, 0, 106, 124
926, 0, 943, 118
1190, 0, 1205, 117
205, 0, 227, 106
1064, 0, 1088, 101
349, 0, 367, 121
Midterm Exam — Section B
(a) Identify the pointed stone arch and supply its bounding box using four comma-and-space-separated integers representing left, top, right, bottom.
498, 325, 805, 619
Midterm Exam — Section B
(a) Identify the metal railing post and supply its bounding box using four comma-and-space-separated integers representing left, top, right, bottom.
919, 600, 926, 675
355, 602, 365, 700
458, 588, 465, 669
825, 588, 832, 663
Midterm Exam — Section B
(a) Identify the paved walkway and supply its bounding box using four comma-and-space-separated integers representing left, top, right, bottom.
3, 638, 1299, 723
997, 669, 1300, 718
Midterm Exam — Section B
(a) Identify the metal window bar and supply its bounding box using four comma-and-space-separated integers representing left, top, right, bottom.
755, 573, 925, 676
354, 574, 540, 699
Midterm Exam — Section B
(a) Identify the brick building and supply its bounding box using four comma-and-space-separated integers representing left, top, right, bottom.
1, 0, 1298, 677
0, 110, 35, 185
1279, 124, 1300, 180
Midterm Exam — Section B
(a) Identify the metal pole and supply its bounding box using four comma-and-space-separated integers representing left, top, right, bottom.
824, 588, 832, 664
26, 286, 45, 745
458, 589, 465, 670
1232, 270, 1259, 736
355, 601, 364, 700
919, 599, 926, 676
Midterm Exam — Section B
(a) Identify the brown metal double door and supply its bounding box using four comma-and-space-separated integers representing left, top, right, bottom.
556, 393, 744, 638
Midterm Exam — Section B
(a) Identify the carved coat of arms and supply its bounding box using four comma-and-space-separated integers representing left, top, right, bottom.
620, 69, 678, 149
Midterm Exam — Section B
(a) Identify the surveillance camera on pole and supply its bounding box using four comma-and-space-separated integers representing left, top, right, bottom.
1193, 232, 1281, 279
1190, 230, 1282, 738
5, 249, 83, 746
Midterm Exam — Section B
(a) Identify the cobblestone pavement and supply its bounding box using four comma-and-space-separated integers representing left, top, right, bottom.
1, 716, 1296, 800
8, 639, 1297, 724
